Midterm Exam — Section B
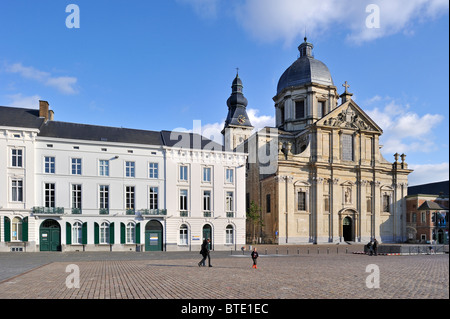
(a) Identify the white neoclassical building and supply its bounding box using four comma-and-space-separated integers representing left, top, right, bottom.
0, 100, 246, 252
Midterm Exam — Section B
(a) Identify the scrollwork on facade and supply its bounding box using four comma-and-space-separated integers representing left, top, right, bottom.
324, 106, 373, 131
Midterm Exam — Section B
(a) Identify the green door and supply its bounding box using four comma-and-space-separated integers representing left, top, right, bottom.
40, 229, 51, 251
145, 220, 163, 251
203, 224, 212, 250
40, 219, 61, 251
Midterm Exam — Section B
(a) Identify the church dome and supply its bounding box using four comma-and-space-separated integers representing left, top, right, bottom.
277, 38, 334, 95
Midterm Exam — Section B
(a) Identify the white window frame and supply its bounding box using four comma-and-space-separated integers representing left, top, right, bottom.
179, 165, 188, 181
125, 161, 135, 178
11, 179, 23, 202
225, 168, 234, 184
44, 183, 55, 208
11, 217, 23, 241
226, 225, 234, 245
99, 185, 109, 210
100, 222, 110, 244
71, 158, 82, 175
44, 156, 55, 174
202, 166, 211, 183
179, 189, 188, 214
11, 148, 23, 168
149, 162, 159, 179
179, 224, 188, 246
149, 186, 158, 210
99, 160, 109, 176
126, 222, 136, 244
71, 184, 82, 213
125, 186, 135, 211
72, 222, 83, 245
226, 191, 234, 216
203, 190, 212, 215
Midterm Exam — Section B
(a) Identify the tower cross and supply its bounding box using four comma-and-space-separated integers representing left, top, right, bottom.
343, 81, 350, 93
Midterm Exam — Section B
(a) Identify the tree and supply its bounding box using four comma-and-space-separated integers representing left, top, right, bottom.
246, 201, 264, 244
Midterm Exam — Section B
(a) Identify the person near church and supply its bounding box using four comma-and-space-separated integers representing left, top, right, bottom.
251, 247, 259, 269
198, 238, 212, 267
366, 241, 374, 256
372, 238, 378, 256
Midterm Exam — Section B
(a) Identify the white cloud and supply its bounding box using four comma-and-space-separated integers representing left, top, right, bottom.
366, 97, 444, 154
4, 93, 42, 109
232, 0, 448, 45
408, 162, 449, 186
247, 108, 275, 131
5, 63, 78, 94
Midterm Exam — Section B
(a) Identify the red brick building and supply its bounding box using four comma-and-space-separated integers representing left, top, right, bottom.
406, 194, 448, 244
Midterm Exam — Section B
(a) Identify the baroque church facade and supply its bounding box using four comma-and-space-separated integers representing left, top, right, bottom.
223, 38, 413, 244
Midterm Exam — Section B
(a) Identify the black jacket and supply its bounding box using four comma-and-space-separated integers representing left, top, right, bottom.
200, 240, 210, 256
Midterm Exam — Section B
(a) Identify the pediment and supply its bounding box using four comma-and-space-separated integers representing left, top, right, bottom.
317, 100, 382, 133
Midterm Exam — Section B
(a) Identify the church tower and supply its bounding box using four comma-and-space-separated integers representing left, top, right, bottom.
222, 72, 254, 151
274, 38, 339, 132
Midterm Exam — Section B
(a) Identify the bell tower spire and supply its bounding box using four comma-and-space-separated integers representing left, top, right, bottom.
222, 71, 254, 151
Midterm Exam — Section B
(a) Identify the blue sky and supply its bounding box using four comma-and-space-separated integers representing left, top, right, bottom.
0, 0, 448, 186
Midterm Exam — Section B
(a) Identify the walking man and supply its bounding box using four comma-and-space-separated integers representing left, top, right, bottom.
198, 238, 212, 267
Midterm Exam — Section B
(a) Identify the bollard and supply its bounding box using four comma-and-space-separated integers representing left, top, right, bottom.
327, 248, 329, 254
287, 248, 289, 255
337, 247, 339, 254
297, 248, 300, 255
307, 248, 310, 254
276, 248, 278, 255
265, 248, 267, 255
346, 248, 348, 254
317, 248, 320, 254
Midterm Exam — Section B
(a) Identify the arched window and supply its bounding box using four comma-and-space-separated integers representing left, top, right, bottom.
179, 224, 188, 245
100, 222, 110, 244
226, 225, 234, 245
72, 222, 82, 244
126, 222, 135, 244
12, 217, 22, 241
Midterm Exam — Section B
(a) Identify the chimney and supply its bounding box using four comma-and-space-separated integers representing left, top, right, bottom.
39, 100, 53, 121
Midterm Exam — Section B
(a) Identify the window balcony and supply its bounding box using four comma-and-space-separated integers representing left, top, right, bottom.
126, 209, 135, 215
226, 212, 235, 218
203, 211, 212, 218
99, 208, 109, 215
32, 207, 65, 215
139, 209, 167, 216
71, 208, 82, 214
180, 210, 189, 217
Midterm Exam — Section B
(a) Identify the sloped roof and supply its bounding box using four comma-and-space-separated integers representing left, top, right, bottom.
0, 105, 222, 150
417, 200, 448, 211
0, 106, 44, 129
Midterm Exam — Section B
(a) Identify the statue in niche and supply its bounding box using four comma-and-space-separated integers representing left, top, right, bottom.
344, 187, 352, 204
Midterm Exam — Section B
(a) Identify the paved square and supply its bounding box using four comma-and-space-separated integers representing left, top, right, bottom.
0, 252, 448, 300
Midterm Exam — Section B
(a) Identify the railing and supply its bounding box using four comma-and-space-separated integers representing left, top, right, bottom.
32, 207, 65, 214
99, 208, 109, 215
180, 210, 189, 217
226, 212, 235, 218
139, 209, 167, 216
203, 211, 212, 218
71, 208, 82, 214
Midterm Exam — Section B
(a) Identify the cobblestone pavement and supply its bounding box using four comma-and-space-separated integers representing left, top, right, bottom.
0, 251, 448, 300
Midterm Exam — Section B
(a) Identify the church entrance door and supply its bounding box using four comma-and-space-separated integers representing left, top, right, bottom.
343, 217, 353, 242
